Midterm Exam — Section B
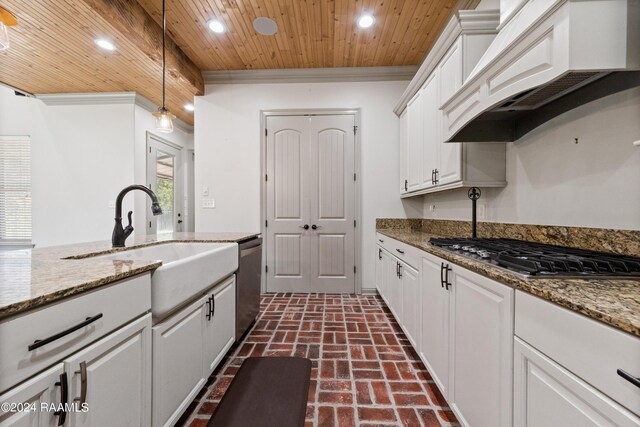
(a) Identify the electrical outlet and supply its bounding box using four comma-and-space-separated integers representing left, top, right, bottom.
478, 203, 486, 219
202, 198, 215, 209
202, 186, 209, 196
108, 200, 115, 208
429, 204, 436, 212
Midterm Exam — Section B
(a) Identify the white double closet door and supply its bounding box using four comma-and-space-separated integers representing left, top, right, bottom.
265, 114, 356, 293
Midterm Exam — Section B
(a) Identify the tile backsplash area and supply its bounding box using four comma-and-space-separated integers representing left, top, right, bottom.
376, 218, 640, 256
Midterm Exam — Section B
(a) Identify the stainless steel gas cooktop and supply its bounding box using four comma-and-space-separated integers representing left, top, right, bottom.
429, 238, 640, 279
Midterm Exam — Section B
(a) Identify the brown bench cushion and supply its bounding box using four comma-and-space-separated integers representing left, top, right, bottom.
207, 357, 312, 427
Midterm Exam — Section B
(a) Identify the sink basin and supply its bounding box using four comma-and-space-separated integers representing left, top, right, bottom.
95, 242, 238, 318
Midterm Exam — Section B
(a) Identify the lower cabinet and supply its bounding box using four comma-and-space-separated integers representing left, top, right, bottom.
152, 276, 236, 427
0, 364, 65, 427
420, 252, 451, 398
202, 277, 236, 376
399, 260, 420, 349
377, 235, 514, 427
450, 268, 514, 427
65, 314, 152, 427
513, 338, 640, 427
0, 275, 152, 427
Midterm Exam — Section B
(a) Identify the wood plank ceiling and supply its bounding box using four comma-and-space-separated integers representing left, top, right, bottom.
0, 0, 479, 126
138, 0, 472, 70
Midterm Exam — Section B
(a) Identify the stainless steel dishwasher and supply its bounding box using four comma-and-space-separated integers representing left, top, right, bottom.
236, 236, 262, 341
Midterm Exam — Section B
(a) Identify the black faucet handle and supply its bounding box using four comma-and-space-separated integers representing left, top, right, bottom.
123, 211, 134, 238
126, 211, 133, 228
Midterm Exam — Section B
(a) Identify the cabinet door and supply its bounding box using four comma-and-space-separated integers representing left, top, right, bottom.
420, 254, 451, 399
375, 246, 385, 300
514, 338, 640, 427
203, 277, 236, 376
398, 109, 409, 194
406, 91, 424, 192
0, 364, 64, 427
451, 268, 513, 427
422, 71, 440, 188
65, 314, 151, 427
153, 299, 206, 427
385, 256, 402, 322
400, 261, 420, 349
438, 39, 463, 185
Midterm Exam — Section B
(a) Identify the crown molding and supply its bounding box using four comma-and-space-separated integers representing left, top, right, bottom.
459, 9, 500, 34
35, 92, 194, 134
393, 7, 499, 115
202, 66, 419, 85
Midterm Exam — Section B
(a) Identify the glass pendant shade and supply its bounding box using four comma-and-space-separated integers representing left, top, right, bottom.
0, 7, 17, 51
152, 108, 176, 133
0, 22, 9, 51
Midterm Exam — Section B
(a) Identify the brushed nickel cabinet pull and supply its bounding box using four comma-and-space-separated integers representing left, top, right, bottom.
74, 361, 88, 404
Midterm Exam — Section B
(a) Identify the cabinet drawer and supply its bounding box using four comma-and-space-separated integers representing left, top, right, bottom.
376, 233, 420, 270
515, 291, 640, 415
0, 274, 151, 393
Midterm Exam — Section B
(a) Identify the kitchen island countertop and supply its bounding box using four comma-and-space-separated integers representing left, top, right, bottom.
0, 232, 260, 320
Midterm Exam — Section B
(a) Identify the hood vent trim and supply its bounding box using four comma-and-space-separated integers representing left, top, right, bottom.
449, 71, 640, 142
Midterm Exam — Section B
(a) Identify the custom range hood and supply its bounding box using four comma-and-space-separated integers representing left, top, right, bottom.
441, 0, 640, 142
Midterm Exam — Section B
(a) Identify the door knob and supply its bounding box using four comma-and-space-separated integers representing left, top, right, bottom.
299, 224, 309, 230
311, 224, 321, 230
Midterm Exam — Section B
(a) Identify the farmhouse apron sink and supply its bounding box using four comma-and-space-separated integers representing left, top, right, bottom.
96, 242, 239, 318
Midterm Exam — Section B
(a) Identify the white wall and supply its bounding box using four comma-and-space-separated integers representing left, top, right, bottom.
0, 86, 195, 247
423, 87, 640, 230
0, 85, 136, 247
194, 81, 422, 290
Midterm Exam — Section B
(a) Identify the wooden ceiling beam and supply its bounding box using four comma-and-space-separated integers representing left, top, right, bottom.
82, 0, 204, 97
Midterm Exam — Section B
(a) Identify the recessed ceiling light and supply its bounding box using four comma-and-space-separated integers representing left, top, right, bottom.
207, 19, 225, 34
184, 103, 195, 112
94, 38, 116, 51
357, 14, 375, 29
253, 17, 277, 36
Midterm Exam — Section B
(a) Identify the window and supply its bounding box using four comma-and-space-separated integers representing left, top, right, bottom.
0, 136, 32, 245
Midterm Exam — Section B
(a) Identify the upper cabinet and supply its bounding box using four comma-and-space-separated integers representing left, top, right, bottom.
397, 9, 507, 197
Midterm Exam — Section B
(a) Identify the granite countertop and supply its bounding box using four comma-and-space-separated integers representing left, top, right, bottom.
377, 228, 640, 338
0, 232, 260, 320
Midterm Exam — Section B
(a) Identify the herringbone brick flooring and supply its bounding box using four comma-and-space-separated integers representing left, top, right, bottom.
178, 293, 459, 427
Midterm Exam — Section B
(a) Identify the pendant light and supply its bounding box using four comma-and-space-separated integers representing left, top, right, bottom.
0, 7, 18, 51
152, 0, 175, 133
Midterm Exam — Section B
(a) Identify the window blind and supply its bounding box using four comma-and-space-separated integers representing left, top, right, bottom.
0, 136, 32, 242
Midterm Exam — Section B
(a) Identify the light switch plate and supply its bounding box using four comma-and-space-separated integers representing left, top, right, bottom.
202, 198, 215, 209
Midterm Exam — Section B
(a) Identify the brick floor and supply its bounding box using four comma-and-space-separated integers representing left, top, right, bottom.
177, 293, 459, 427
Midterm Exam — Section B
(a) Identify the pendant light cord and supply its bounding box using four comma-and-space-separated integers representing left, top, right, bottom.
162, 0, 166, 110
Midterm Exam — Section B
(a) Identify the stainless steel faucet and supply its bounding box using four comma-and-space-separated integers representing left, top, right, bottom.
112, 185, 163, 247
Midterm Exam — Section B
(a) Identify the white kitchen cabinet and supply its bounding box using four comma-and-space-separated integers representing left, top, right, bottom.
405, 90, 424, 193
152, 276, 237, 427
437, 39, 463, 186
386, 256, 402, 322
399, 260, 420, 349
65, 314, 151, 427
419, 253, 452, 399
152, 295, 207, 427
0, 364, 65, 427
514, 337, 640, 427
450, 267, 514, 427
396, 10, 505, 197
398, 109, 408, 194
203, 276, 236, 376
421, 71, 440, 189
515, 291, 640, 416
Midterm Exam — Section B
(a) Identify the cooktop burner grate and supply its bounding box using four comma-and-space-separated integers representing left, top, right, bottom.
429, 238, 640, 278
